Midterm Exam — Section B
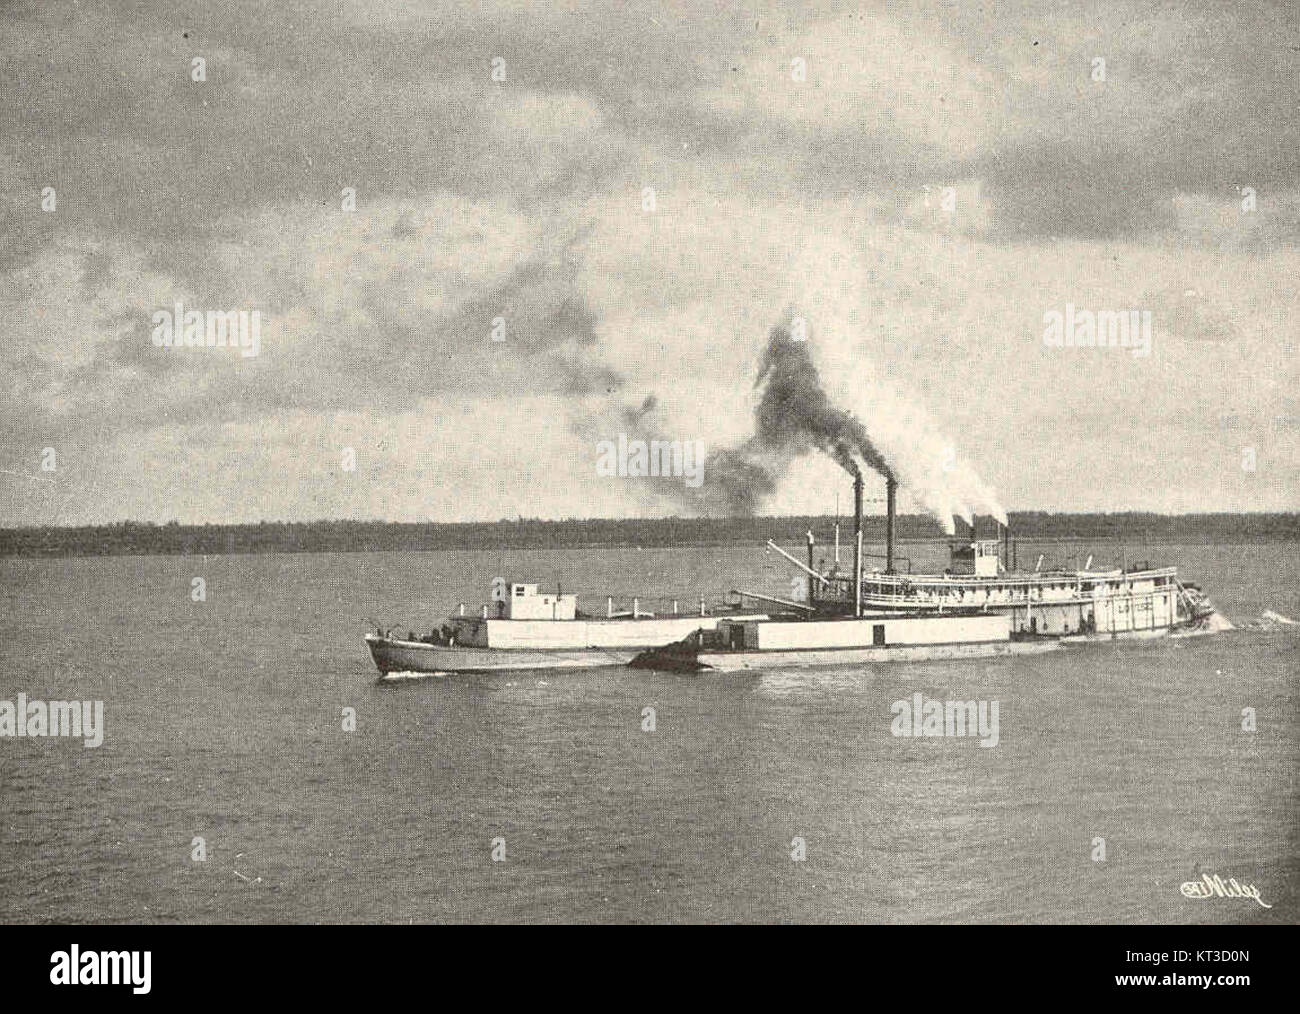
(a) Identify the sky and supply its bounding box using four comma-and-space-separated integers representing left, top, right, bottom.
1, 0, 1297, 526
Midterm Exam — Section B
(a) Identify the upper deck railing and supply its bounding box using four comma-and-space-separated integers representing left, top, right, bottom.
852, 566, 1176, 590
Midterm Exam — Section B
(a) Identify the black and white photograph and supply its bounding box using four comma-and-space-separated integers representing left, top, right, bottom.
0, 0, 1295, 978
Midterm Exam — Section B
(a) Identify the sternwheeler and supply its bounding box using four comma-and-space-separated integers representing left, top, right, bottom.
629, 474, 1225, 672
832, 476, 1223, 640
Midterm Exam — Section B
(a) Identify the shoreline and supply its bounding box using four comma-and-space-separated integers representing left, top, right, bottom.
2, 532, 1299, 561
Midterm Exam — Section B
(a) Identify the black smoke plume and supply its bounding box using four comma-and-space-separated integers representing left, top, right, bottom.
751, 322, 894, 483
638, 320, 895, 515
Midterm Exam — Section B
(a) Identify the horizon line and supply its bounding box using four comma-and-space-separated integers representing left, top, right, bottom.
3, 508, 1298, 532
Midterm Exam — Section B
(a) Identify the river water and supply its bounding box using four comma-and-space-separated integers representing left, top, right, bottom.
1, 541, 1296, 922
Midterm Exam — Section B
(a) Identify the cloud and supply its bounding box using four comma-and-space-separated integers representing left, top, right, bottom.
2, 0, 1299, 524
1172, 189, 1300, 249
700, 11, 1003, 163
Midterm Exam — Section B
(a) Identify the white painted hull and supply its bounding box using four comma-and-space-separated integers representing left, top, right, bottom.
638, 638, 1062, 673
365, 635, 636, 674
365, 611, 769, 675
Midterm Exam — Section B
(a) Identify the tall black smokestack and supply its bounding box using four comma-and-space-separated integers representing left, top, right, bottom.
853, 474, 863, 617
886, 477, 897, 574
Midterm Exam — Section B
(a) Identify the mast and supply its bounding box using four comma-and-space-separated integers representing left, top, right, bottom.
885, 477, 897, 574
834, 492, 840, 565
806, 530, 816, 609
853, 474, 863, 617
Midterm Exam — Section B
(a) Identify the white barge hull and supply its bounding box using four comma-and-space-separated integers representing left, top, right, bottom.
365, 611, 769, 673
365, 635, 636, 674
629, 613, 1064, 671
679, 638, 1062, 672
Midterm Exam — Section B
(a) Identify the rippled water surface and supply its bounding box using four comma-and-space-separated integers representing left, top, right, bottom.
1, 542, 1296, 923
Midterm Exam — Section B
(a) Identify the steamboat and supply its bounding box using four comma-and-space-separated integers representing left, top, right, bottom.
818, 475, 1222, 639
629, 474, 1223, 672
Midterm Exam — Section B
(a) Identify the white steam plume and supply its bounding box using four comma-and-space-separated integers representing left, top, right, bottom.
787, 235, 1008, 534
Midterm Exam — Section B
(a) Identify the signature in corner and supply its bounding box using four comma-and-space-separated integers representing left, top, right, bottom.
1180, 872, 1272, 909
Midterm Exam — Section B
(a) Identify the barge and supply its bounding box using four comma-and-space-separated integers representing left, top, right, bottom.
629, 613, 1061, 672
365, 582, 768, 676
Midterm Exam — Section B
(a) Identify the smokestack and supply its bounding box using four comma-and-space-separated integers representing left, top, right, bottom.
853, 474, 863, 617
885, 477, 897, 574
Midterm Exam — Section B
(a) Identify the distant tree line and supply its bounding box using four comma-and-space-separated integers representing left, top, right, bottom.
0, 512, 1297, 558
